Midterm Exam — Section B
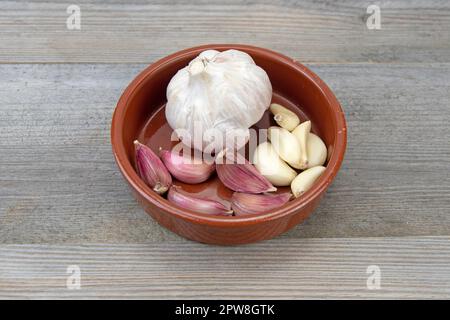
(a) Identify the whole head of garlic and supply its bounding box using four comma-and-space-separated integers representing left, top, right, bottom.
165, 49, 272, 151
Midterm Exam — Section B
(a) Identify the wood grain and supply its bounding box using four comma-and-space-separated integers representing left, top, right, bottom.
0, 0, 449, 300
0, 63, 448, 243
0, 0, 449, 63
0, 237, 449, 299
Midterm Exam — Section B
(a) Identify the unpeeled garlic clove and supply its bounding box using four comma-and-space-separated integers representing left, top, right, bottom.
160, 150, 215, 184
269, 103, 300, 131
216, 151, 277, 194
167, 186, 233, 216
291, 120, 311, 169
231, 192, 292, 215
306, 133, 327, 168
291, 166, 326, 198
134, 140, 172, 194
268, 126, 303, 169
253, 142, 297, 186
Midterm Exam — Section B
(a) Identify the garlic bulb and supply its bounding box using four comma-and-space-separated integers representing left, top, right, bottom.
166, 49, 272, 151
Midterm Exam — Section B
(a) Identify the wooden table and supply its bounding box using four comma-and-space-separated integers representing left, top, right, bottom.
0, 0, 449, 299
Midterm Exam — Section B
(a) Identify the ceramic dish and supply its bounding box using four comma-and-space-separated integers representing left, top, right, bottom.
111, 44, 347, 245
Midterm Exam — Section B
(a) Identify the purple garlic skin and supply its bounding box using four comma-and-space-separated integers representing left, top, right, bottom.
167, 186, 233, 216
160, 150, 215, 184
134, 140, 172, 194
216, 152, 276, 194
231, 192, 292, 215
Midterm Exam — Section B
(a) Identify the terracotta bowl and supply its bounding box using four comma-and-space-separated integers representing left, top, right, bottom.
111, 44, 346, 245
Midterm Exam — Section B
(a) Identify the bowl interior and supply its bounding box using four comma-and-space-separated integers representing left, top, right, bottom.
115, 45, 343, 218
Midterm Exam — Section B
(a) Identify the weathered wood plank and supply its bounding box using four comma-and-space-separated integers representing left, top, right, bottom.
0, 0, 449, 63
0, 63, 449, 243
0, 237, 449, 299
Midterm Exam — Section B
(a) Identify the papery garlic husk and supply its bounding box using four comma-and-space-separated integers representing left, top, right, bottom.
270, 103, 300, 131
160, 150, 215, 184
165, 49, 272, 151
268, 126, 303, 169
167, 186, 233, 216
306, 133, 327, 168
216, 151, 276, 194
253, 142, 297, 186
291, 166, 326, 198
231, 192, 292, 215
291, 120, 311, 169
134, 140, 172, 194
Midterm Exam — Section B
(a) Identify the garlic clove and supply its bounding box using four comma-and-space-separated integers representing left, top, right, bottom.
167, 186, 233, 216
269, 103, 300, 131
160, 150, 215, 184
216, 151, 277, 194
134, 140, 172, 194
306, 133, 327, 168
291, 166, 326, 198
268, 126, 303, 169
231, 192, 292, 215
253, 142, 297, 186
291, 120, 311, 169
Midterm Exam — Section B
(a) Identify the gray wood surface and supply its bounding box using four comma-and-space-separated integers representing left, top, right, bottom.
1, 63, 448, 243
1, 237, 450, 299
0, 0, 449, 63
0, 0, 449, 299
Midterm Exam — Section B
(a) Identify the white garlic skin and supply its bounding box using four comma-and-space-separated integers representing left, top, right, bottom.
253, 142, 297, 186
306, 133, 327, 168
165, 49, 272, 151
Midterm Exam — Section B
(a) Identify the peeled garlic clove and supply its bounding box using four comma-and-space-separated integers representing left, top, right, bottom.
231, 192, 292, 215
306, 133, 327, 168
253, 142, 297, 186
134, 140, 172, 194
269, 103, 300, 131
291, 121, 311, 169
216, 152, 276, 194
291, 166, 326, 198
160, 150, 215, 184
268, 126, 303, 169
167, 186, 233, 216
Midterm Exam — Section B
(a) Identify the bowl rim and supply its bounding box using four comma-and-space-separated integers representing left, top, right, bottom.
111, 44, 347, 227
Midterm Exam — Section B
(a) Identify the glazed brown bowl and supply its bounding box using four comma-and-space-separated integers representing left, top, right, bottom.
111, 44, 346, 245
